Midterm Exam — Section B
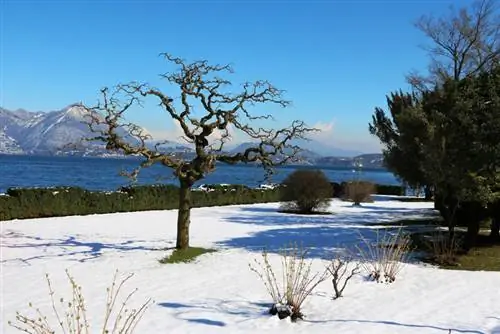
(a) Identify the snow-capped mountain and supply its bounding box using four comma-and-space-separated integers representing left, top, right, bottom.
0, 105, 193, 157
0, 105, 383, 167
0, 105, 103, 155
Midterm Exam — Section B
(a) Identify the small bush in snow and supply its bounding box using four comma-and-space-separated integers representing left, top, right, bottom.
326, 255, 361, 299
356, 227, 411, 283
249, 243, 328, 321
424, 231, 462, 266
8, 269, 152, 334
343, 181, 375, 206
280, 169, 332, 214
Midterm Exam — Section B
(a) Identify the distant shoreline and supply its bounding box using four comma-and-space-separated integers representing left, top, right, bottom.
0, 153, 388, 171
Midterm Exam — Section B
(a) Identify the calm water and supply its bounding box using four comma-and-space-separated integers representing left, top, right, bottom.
0, 154, 399, 193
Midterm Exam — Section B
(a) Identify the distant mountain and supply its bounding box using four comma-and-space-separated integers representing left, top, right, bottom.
0, 105, 94, 155
0, 105, 384, 168
289, 138, 363, 157
228, 141, 322, 164
316, 153, 385, 169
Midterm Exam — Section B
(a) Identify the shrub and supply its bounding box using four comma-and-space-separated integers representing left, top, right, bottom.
8, 269, 152, 334
356, 227, 411, 283
249, 243, 328, 321
343, 181, 375, 205
330, 182, 344, 198
423, 231, 462, 266
376, 184, 405, 196
280, 169, 332, 213
326, 255, 360, 299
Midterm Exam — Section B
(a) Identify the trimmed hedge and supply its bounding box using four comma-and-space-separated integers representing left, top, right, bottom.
0, 185, 281, 221
0, 182, 405, 221
330, 182, 405, 198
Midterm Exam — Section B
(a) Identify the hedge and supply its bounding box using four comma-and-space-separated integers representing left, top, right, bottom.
0, 182, 405, 221
0, 184, 281, 221
330, 182, 405, 198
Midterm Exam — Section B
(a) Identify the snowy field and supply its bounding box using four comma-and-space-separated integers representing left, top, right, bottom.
2, 197, 500, 334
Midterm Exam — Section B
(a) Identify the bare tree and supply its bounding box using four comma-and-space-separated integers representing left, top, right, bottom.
83, 53, 316, 250
408, 0, 499, 90
326, 256, 360, 299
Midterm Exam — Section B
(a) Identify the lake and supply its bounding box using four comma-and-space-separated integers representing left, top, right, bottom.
0, 154, 399, 193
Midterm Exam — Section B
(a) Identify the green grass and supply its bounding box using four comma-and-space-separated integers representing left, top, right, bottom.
448, 234, 500, 271
159, 247, 216, 264
371, 217, 444, 227
411, 231, 500, 271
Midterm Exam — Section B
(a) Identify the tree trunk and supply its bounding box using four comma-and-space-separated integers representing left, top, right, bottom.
490, 218, 500, 241
424, 186, 433, 201
176, 181, 192, 250
464, 219, 480, 251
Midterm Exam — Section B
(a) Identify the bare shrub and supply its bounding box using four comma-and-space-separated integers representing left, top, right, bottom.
326, 255, 361, 299
423, 231, 462, 266
343, 181, 375, 206
280, 169, 332, 214
8, 269, 152, 334
356, 227, 412, 283
249, 243, 328, 321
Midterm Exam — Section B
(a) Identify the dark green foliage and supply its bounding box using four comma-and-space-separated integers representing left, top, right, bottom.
370, 64, 500, 249
375, 184, 405, 196
331, 182, 405, 197
280, 169, 332, 213
159, 247, 216, 264
330, 182, 344, 198
0, 185, 281, 221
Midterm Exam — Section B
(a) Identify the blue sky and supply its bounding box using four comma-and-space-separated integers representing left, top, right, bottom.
1, 0, 470, 153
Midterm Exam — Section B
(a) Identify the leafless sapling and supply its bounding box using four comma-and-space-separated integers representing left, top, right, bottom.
326, 256, 361, 299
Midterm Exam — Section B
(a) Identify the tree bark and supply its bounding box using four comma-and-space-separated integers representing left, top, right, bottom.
490, 218, 500, 241
464, 219, 480, 251
424, 186, 433, 201
176, 181, 192, 250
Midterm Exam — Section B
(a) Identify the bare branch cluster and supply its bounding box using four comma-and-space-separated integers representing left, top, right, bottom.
326, 256, 361, 299
8, 269, 152, 334
408, 0, 500, 90
249, 243, 328, 321
84, 53, 316, 185
356, 227, 412, 283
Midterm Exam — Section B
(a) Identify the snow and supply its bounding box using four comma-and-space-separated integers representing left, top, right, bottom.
2, 198, 500, 334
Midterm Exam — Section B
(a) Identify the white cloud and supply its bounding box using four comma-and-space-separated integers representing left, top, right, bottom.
309, 119, 336, 141
145, 120, 245, 146
307, 118, 382, 153
145, 117, 382, 154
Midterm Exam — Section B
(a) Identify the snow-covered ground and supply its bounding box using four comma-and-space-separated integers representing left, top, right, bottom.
2, 198, 500, 333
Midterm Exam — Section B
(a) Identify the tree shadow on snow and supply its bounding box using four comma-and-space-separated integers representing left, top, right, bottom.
158, 299, 270, 326
1, 231, 170, 265
225, 205, 437, 228
305, 319, 485, 333
218, 224, 391, 260
218, 204, 438, 260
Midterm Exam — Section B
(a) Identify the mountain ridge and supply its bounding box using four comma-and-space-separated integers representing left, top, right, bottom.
0, 106, 384, 168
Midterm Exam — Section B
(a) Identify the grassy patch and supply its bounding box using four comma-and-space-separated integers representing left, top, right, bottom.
411, 231, 500, 271
448, 235, 500, 271
372, 218, 444, 227
159, 247, 216, 264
